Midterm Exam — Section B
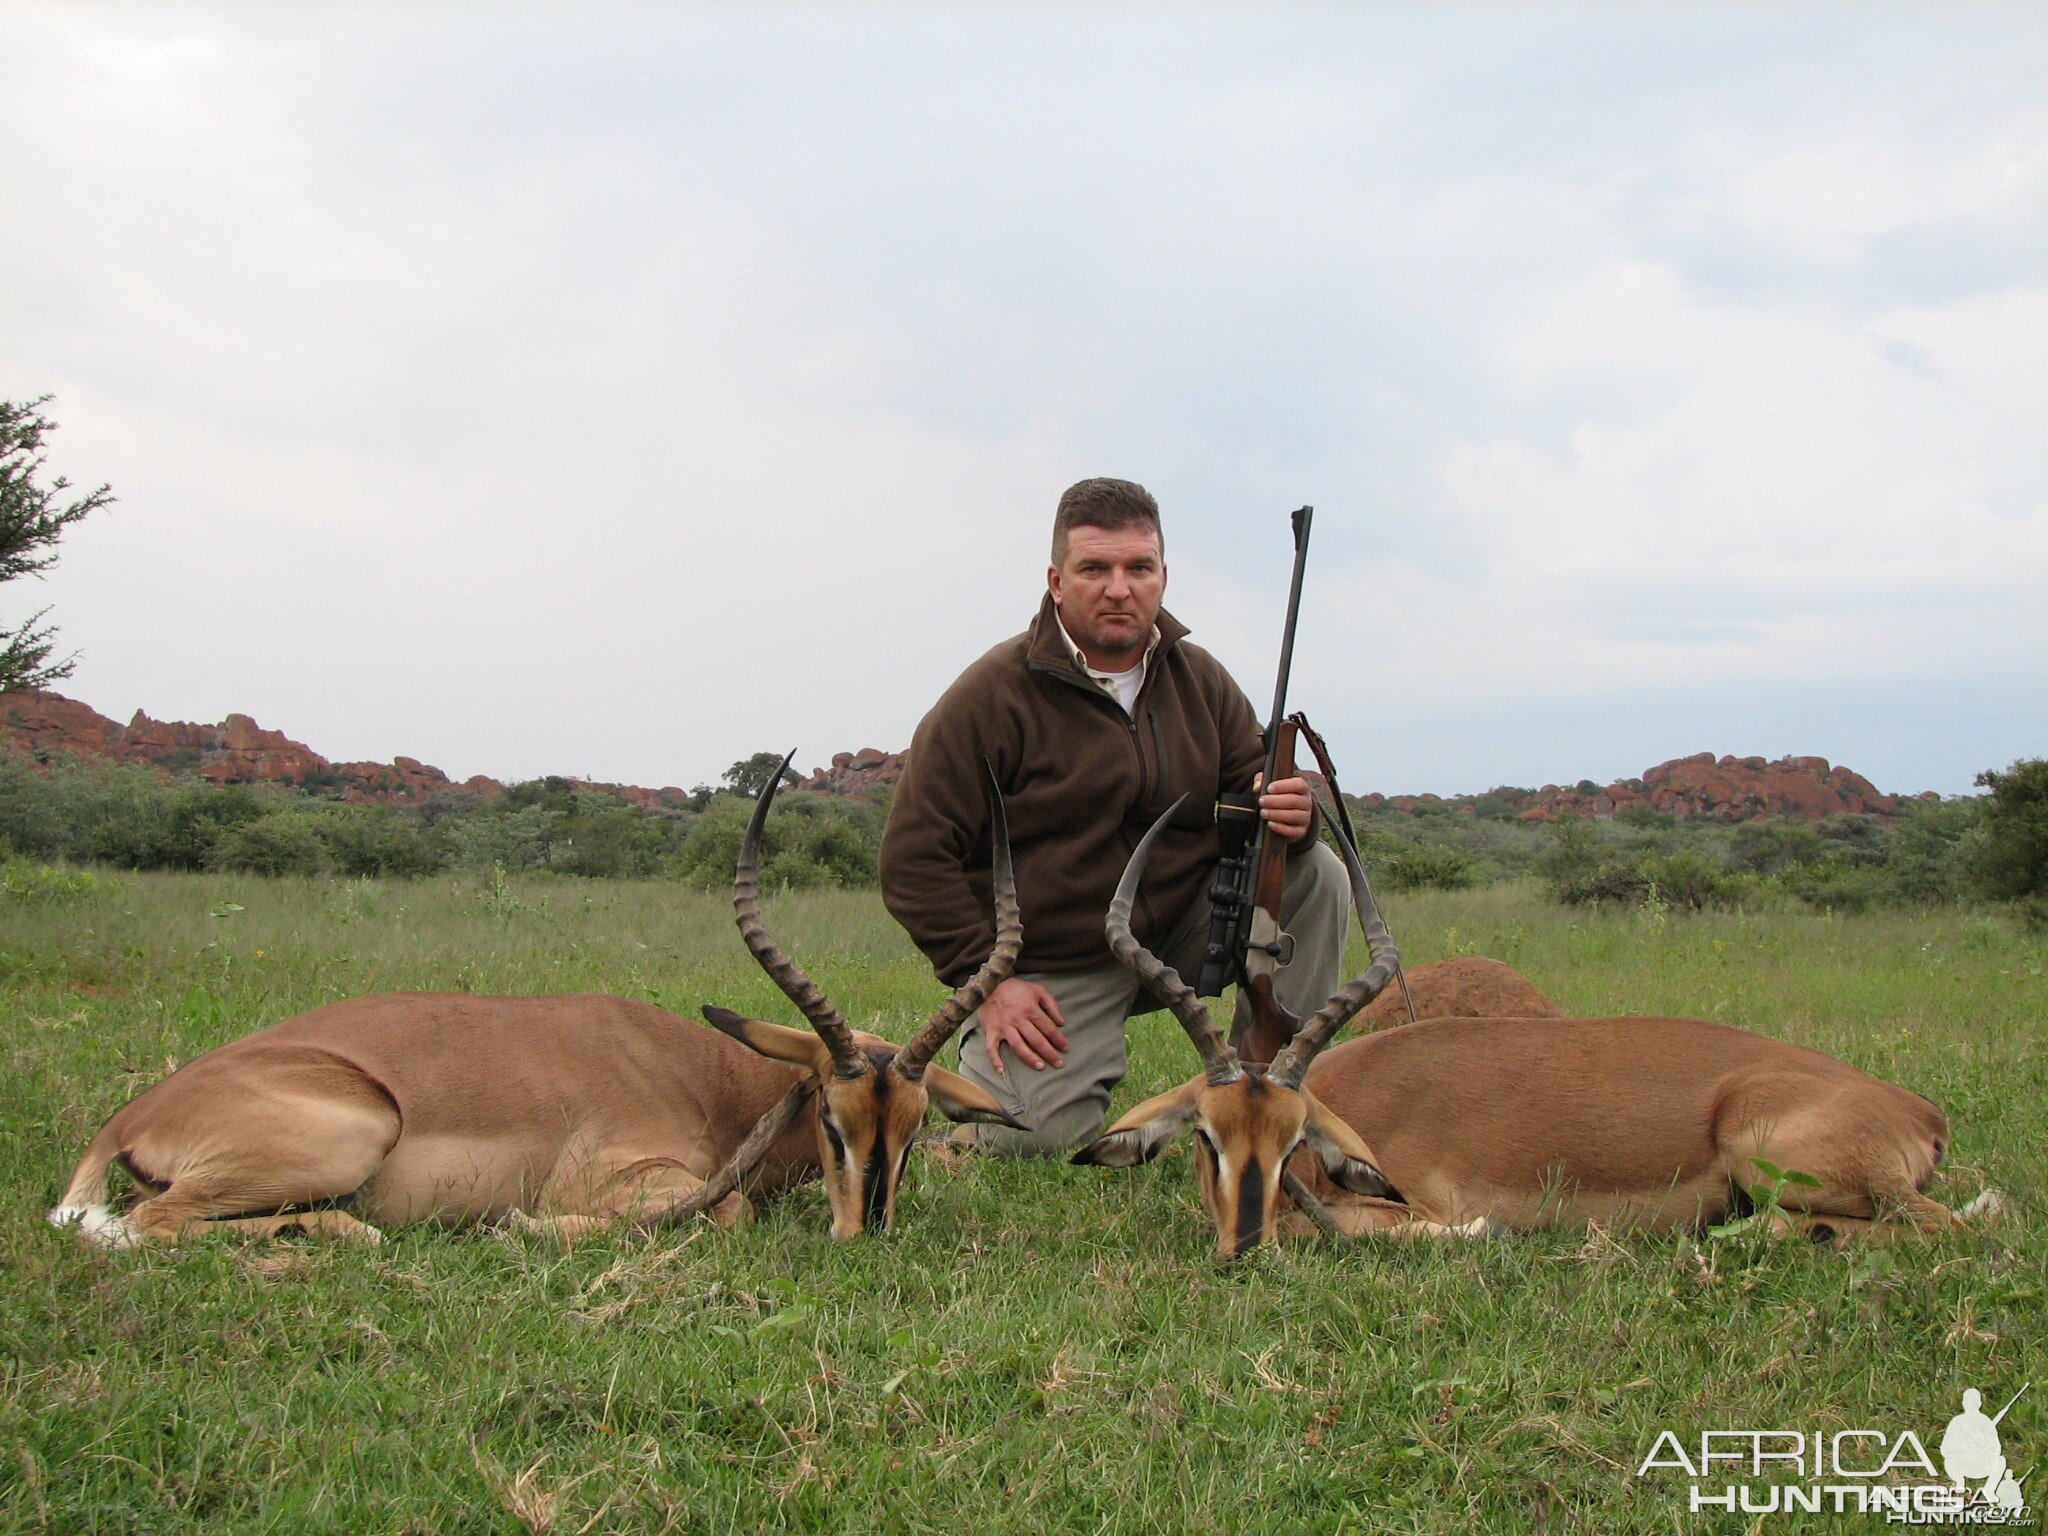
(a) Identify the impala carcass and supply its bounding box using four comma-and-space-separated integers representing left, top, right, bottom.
1073, 803, 1994, 1258
1351, 955, 1561, 1030
49, 761, 1024, 1247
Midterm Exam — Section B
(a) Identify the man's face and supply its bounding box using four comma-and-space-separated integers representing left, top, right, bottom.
1049, 523, 1166, 669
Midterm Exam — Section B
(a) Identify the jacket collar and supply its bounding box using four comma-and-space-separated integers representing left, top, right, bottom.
1027, 592, 1188, 677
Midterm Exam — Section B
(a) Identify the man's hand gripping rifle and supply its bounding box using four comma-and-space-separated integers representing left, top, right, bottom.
1193, 506, 1414, 1063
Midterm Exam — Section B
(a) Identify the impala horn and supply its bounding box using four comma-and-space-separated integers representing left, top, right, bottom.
1268, 793, 1401, 1089
733, 749, 869, 1080
895, 761, 1022, 1081
1109, 799, 1243, 1086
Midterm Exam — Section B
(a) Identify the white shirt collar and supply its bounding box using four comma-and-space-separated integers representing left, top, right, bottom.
1052, 608, 1159, 711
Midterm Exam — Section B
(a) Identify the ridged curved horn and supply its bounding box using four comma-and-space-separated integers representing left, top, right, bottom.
897, 761, 1022, 1081
1269, 802, 1400, 1089
647, 1079, 817, 1227
733, 749, 868, 1079
1109, 799, 1242, 1086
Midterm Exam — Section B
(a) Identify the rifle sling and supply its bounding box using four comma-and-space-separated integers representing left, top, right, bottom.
1287, 712, 1420, 1028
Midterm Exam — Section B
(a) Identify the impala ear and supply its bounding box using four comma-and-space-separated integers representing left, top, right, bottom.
1071, 1082, 1202, 1169
1301, 1088, 1396, 1198
702, 1005, 834, 1075
920, 1064, 1029, 1130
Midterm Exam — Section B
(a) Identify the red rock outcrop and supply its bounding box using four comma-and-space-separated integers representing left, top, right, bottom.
797, 748, 906, 798
0, 689, 706, 810
0, 691, 127, 763
1354, 752, 1931, 825
0, 690, 477, 804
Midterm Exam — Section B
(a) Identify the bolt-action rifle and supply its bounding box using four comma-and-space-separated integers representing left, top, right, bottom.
1193, 507, 1415, 1062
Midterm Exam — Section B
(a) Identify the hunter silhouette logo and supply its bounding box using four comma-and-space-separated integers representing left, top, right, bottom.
1636, 1382, 2034, 1523
1942, 1388, 2031, 1517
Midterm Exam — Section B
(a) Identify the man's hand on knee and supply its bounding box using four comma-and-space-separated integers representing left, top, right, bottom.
978, 978, 1069, 1073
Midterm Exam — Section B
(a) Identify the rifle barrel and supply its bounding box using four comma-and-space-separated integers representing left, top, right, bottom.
1991, 1382, 2029, 1424
1259, 506, 1313, 795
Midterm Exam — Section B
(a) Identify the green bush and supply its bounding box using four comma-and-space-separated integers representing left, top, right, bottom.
672, 791, 881, 892
763, 813, 877, 889
553, 798, 682, 878
309, 803, 443, 877
1552, 847, 1750, 911
1552, 856, 1651, 907
1538, 817, 1601, 890
1728, 818, 1825, 877
1779, 857, 1891, 915
1639, 849, 1753, 911
444, 790, 683, 877
0, 860, 101, 903
0, 754, 272, 868
209, 811, 334, 876
1377, 844, 1478, 891
1879, 796, 1982, 904
40, 758, 186, 866
0, 754, 53, 855
445, 804, 564, 872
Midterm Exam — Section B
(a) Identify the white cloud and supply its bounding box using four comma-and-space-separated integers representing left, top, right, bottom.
1449, 270, 2048, 599
2, 3, 2042, 799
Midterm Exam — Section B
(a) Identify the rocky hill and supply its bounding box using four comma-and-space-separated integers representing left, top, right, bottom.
0, 690, 707, 810
1, 690, 1934, 823
1358, 753, 1935, 823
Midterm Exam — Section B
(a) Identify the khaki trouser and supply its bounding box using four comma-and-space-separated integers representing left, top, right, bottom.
955, 840, 1351, 1155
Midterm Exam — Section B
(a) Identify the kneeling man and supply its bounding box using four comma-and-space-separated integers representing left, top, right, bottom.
879, 477, 1349, 1153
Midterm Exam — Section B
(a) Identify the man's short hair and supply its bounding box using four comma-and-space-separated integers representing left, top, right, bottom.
1051, 478, 1162, 566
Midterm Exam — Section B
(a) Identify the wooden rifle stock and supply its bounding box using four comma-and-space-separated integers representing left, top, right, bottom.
1234, 717, 1304, 1064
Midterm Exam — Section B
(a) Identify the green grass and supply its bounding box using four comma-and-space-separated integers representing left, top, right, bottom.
2, 873, 2042, 1533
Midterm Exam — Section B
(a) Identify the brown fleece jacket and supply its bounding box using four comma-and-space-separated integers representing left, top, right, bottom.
881, 594, 1315, 986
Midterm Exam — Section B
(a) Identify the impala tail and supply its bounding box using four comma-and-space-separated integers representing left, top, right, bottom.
48, 1122, 135, 1247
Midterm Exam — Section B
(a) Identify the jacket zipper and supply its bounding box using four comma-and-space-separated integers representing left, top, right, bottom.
1029, 657, 1159, 931
1031, 660, 1153, 800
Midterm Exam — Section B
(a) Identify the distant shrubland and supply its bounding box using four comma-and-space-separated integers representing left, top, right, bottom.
2, 749, 2040, 922
0, 753, 881, 889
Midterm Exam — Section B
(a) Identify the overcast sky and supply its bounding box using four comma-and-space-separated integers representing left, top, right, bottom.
3, 3, 2042, 797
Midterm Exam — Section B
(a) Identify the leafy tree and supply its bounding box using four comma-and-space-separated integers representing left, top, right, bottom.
1, 398, 113, 691
722, 752, 798, 798
1969, 758, 2048, 902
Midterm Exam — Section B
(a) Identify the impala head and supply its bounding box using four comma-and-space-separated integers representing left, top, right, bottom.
704, 751, 1026, 1239
1071, 799, 1403, 1259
